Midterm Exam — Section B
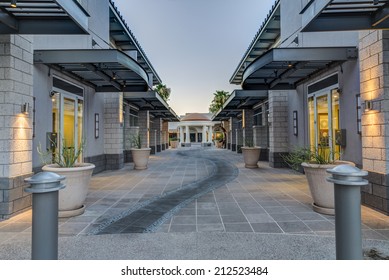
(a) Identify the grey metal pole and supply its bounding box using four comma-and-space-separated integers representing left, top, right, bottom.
25, 172, 65, 260
327, 165, 368, 260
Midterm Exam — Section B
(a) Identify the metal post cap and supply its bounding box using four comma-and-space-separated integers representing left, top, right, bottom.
326, 164, 368, 186
24, 171, 66, 193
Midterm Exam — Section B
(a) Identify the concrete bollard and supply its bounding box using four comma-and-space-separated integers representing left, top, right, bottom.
25, 172, 65, 260
326, 164, 368, 260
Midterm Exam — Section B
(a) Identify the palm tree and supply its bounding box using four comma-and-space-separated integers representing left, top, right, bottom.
154, 84, 171, 102
209, 90, 230, 113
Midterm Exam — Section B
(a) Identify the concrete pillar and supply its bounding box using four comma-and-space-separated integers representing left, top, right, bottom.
185, 125, 190, 143
202, 126, 206, 144
243, 109, 254, 146
268, 90, 289, 168
138, 110, 150, 148
359, 30, 389, 214
231, 117, 239, 151
179, 126, 184, 145
162, 120, 168, 150
0, 35, 34, 219
157, 118, 162, 152
104, 92, 124, 170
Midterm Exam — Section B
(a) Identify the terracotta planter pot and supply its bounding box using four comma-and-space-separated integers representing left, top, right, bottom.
42, 163, 95, 218
131, 148, 151, 170
241, 146, 261, 168
302, 160, 354, 215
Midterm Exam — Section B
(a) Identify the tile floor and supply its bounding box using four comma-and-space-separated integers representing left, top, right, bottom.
1, 147, 389, 244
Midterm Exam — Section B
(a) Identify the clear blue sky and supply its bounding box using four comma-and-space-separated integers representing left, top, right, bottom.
113, 0, 276, 116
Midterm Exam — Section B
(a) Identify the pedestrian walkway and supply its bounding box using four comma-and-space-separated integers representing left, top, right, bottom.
1, 147, 389, 259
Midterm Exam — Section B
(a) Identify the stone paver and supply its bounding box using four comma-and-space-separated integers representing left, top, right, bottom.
1, 147, 389, 246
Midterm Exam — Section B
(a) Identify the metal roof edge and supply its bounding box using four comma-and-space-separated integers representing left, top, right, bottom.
109, 0, 163, 85
229, 0, 280, 84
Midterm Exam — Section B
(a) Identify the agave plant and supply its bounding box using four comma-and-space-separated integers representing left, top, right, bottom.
38, 137, 86, 168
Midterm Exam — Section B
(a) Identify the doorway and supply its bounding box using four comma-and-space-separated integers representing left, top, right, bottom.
308, 88, 340, 160
52, 89, 84, 162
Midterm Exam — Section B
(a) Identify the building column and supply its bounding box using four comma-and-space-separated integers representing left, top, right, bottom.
104, 92, 124, 170
138, 110, 150, 149
162, 120, 168, 150
231, 117, 239, 151
0, 35, 34, 219
359, 30, 389, 214
202, 126, 206, 143
179, 126, 184, 146
243, 109, 254, 146
268, 90, 289, 168
184, 125, 191, 147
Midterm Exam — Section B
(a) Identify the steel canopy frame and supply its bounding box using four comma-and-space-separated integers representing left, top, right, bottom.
109, 0, 162, 86
0, 0, 89, 34
212, 90, 268, 121
124, 91, 180, 122
230, 0, 280, 85
301, 0, 389, 32
34, 49, 150, 92
242, 47, 358, 90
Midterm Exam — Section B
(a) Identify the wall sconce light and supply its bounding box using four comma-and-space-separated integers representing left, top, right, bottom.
10, 0, 17, 8
22, 103, 29, 115
364, 100, 373, 112
112, 72, 117, 80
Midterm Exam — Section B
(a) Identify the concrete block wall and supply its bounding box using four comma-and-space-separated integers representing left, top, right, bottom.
138, 110, 150, 148
162, 120, 168, 150
243, 109, 254, 146
103, 92, 124, 170
268, 90, 289, 168
0, 35, 34, 219
359, 30, 389, 214
149, 117, 160, 154
230, 117, 240, 152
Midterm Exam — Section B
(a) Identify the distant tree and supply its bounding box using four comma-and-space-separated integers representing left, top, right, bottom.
209, 90, 230, 113
154, 84, 171, 102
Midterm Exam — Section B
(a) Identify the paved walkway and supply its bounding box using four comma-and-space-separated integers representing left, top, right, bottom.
1, 147, 389, 259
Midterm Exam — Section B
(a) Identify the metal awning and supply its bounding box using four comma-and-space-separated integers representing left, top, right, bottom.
109, 0, 162, 86
212, 90, 268, 121
301, 0, 389, 32
124, 91, 180, 122
230, 0, 280, 85
0, 0, 89, 34
34, 49, 151, 92
242, 47, 358, 90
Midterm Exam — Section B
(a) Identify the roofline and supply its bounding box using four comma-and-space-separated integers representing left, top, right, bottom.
229, 0, 280, 84
109, 0, 163, 85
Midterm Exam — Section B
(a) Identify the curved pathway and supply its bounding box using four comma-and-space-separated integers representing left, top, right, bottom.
91, 149, 239, 234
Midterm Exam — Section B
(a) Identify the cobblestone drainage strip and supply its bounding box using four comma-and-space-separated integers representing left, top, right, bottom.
89, 150, 239, 235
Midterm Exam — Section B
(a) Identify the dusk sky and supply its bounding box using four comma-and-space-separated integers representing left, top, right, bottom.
113, 0, 276, 116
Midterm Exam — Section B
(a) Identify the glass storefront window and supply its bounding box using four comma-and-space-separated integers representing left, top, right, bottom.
308, 87, 340, 161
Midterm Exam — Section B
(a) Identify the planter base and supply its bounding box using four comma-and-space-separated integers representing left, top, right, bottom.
59, 205, 86, 218
312, 203, 334, 216
134, 165, 147, 170
245, 163, 258, 169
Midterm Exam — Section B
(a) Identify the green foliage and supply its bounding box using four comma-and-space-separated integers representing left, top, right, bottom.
38, 138, 86, 168
282, 143, 340, 171
281, 147, 311, 171
154, 84, 171, 102
209, 90, 230, 113
244, 138, 254, 147
130, 133, 142, 149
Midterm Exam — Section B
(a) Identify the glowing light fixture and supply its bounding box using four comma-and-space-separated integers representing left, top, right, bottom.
10, 0, 17, 8
364, 100, 372, 112
22, 103, 29, 115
